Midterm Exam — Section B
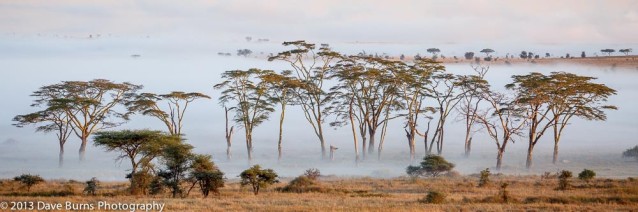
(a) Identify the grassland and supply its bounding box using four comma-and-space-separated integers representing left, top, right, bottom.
2, 174, 638, 211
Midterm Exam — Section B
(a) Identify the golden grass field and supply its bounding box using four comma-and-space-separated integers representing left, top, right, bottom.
2, 174, 638, 211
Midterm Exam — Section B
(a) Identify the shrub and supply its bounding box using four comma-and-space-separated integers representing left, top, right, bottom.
84, 177, 99, 196
149, 177, 164, 195
420, 191, 446, 204
13, 174, 44, 192
240, 165, 279, 195
405, 155, 455, 178
499, 183, 510, 203
578, 169, 596, 183
557, 170, 573, 190
478, 168, 491, 187
189, 154, 225, 197
280, 176, 326, 193
303, 168, 321, 180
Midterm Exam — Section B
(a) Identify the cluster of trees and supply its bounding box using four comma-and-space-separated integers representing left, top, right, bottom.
93, 130, 225, 197
14, 41, 617, 172
214, 41, 617, 171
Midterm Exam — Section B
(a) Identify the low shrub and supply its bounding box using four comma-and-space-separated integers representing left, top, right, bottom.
419, 191, 446, 204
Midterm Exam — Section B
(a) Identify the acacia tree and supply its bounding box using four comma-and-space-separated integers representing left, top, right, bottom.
157, 141, 194, 198
187, 154, 225, 197
214, 69, 274, 161
426, 72, 462, 155
260, 70, 303, 161
506, 72, 555, 169
127, 91, 211, 136
427, 48, 441, 57
13, 107, 73, 167
268, 41, 342, 159
600, 49, 615, 56
474, 85, 526, 170
480, 49, 495, 57
330, 56, 400, 160
224, 106, 234, 160
392, 58, 443, 160
22, 79, 141, 161
93, 130, 179, 195
619, 48, 632, 56
456, 65, 489, 157
547, 72, 617, 164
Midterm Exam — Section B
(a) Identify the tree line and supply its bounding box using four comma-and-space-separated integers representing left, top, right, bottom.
14, 41, 617, 171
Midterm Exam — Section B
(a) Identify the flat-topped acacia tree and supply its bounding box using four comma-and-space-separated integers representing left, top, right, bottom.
13, 107, 73, 167
17, 79, 141, 161
214, 69, 274, 162
127, 91, 211, 137
268, 41, 342, 160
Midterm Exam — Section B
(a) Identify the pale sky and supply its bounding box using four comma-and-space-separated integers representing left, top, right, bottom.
1, 0, 637, 44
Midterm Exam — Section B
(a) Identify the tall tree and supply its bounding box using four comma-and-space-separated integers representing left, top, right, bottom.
268, 41, 342, 159
224, 106, 234, 160
127, 91, 211, 136
426, 72, 462, 155
13, 107, 73, 167
93, 130, 179, 194
260, 70, 303, 161
455, 65, 489, 157
506, 73, 555, 169
157, 141, 194, 198
392, 58, 443, 160
474, 85, 526, 171
330, 56, 401, 160
547, 72, 617, 164
214, 69, 274, 161
24, 79, 141, 160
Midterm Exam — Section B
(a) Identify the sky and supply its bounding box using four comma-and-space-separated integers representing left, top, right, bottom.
1, 0, 637, 45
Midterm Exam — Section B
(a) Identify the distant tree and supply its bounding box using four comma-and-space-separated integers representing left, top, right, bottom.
18, 80, 142, 161
214, 69, 275, 161
619, 48, 632, 56
581, 51, 586, 58
578, 169, 596, 183
127, 92, 210, 137
464, 52, 475, 60
13, 107, 73, 167
456, 65, 489, 157
303, 168, 321, 180
414, 53, 422, 60
566, 53, 570, 58
600, 49, 615, 56
260, 70, 303, 161
534, 55, 540, 59
426, 72, 462, 155
14, 174, 45, 192
84, 177, 99, 195
237, 49, 253, 57
268, 41, 343, 159
400, 54, 405, 60
187, 154, 225, 197
520, 51, 528, 59
239, 165, 279, 195
480, 49, 495, 57
223, 106, 234, 160
93, 130, 179, 194
427, 48, 441, 56
623, 145, 638, 161
545, 53, 550, 58
245, 36, 252, 42
406, 155, 455, 177
527, 52, 534, 59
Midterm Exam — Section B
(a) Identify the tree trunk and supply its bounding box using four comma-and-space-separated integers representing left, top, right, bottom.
437, 127, 444, 155
496, 149, 504, 171
349, 105, 360, 165
464, 137, 472, 158
553, 142, 559, 164
368, 130, 376, 154
246, 131, 253, 162
526, 143, 535, 169
318, 127, 326, 160
79, 135, 88, 161
58, 143, 64, 168
278, 106, 286, 161
552, 122, 561, 164
226, 143, 232, 160
361, 135, 367, 160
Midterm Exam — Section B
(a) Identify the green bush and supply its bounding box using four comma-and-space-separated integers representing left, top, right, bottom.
13, 174, 44, 192
578, 169, 596, 183
557, 170, 573, 190
280, 176, 325, 193
405, 155, 455, 178
84, 177, 99, 196
240, 165, 279, 195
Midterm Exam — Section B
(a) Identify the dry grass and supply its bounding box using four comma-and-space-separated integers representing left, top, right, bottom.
1, 175, 638, 211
